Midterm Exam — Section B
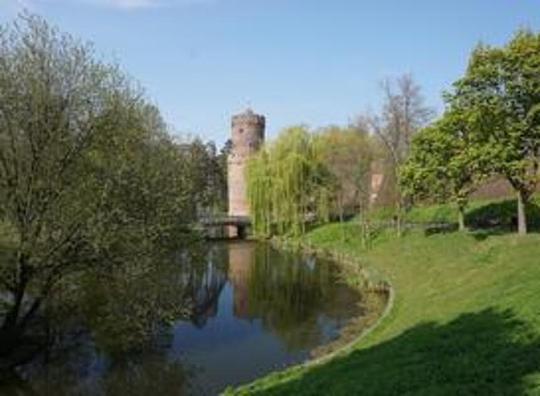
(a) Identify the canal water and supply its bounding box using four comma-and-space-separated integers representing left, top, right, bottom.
1, 242, 386, 395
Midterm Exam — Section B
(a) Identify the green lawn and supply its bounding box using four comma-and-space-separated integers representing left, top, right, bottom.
228, 212, 540, 394
371, 196, 540, 229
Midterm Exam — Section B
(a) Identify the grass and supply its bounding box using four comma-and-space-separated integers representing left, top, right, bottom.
371, 195, 540, 229
228, 205, 540, 395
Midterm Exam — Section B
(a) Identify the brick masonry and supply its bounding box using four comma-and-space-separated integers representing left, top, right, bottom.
228, 109, 265, 218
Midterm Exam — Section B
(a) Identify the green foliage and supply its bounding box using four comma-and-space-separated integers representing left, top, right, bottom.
181, 138, 228, 215
0, 14, 202, 345
446, 29, 540, 234
247, 126, 334, 237
401, 29, 540, 234
247, 125, 375, 238
401, 111, 491, 229
314, 126, 374, 219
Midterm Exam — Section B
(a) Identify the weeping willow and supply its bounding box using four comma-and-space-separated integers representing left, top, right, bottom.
247, 126, 333, 237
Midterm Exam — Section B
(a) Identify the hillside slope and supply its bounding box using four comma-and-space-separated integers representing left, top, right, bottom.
229, 220, 540, 395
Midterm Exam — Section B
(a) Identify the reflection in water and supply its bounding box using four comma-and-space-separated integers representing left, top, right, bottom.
228, 242, 255, 319
0, 242, 386, 396
187, 247, 228, 328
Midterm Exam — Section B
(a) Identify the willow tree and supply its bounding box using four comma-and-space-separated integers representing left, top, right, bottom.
247, 126, 332, 237
247, 149, 273, 236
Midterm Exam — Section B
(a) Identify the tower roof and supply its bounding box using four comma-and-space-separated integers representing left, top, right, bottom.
232, 108, 265, 126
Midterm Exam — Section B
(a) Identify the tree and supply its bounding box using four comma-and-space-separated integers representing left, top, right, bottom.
401, 111, 490, 231
179, 138, 228, 216
360, 74, 433, 235
314, 126, 374, 241
447, 30, 540, 235
247, 126, 333, 237
315, 126, 373, 218
0, 14, 196, 354
247, 125, 379, 239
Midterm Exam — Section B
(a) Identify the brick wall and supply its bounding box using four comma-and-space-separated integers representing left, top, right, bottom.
227, 109, 265, 217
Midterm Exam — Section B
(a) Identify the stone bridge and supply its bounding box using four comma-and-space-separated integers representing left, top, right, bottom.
199, 215, 252, 239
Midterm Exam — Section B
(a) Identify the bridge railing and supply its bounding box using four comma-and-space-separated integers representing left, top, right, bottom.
198, 215, 251, 226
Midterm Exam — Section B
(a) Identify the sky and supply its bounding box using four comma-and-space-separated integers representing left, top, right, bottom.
1, 0, 540, 145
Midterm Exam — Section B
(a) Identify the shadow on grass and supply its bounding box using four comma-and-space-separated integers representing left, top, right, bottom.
466, 199, 540, 232
423, 199, 540, 238
469, 227, 513, 241
423, 223, 459, 236
246, 309, 540, 395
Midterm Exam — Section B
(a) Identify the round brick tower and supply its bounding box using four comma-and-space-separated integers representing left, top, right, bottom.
228, 109, 265, 218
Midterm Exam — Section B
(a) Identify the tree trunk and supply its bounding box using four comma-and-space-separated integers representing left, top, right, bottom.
2, 286, 25, 333
339, 200, 345, 243
395, 197, 402, 237
517, 189, 528, 235
359, 212, 368, 249
458, 206, 466, 232
0, 275, 40, 357
0, 306, 23, 356
0, 325, 20, 356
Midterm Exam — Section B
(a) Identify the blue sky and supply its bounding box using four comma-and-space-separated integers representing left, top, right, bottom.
1, 0, 540, 145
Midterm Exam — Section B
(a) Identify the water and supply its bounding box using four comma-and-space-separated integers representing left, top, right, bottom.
1, 242, 385, 395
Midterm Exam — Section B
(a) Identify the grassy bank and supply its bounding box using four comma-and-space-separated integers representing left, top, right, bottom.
229, 218, 540, 394
371, 196, 540, 229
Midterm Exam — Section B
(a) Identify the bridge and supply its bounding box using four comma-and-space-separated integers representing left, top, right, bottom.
198, 215, 252, 239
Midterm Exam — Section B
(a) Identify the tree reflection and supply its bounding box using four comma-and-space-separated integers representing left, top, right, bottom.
95, 356, 188, 396
71, 243, 229, 355
0, 242, 372, 395
185, 244, 229, 328
227, 242, 364, 352
2, 244, 225, 395
6, 354, 188, 396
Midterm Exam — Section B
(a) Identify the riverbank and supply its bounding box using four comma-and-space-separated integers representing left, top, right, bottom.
228, 223, 540, 395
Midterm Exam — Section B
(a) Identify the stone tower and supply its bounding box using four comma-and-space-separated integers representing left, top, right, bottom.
228, 109, 265, 218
